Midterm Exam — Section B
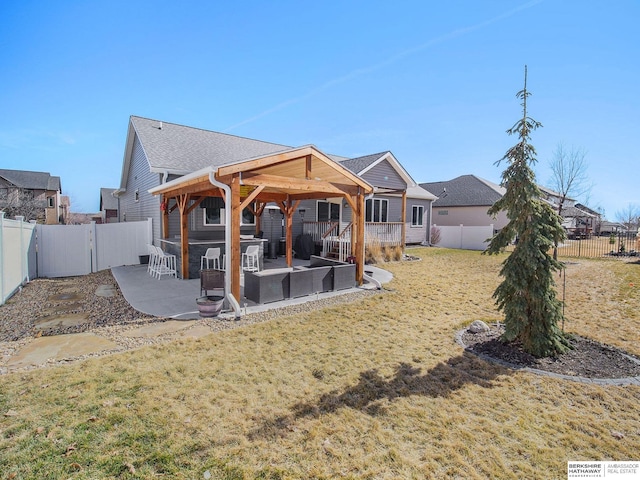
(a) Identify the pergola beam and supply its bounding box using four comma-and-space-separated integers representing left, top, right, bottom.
241, 172, 348, 196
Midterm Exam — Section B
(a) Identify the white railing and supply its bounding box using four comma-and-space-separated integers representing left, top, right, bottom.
322, 224, 353, 262
303, 221, 403, 260
302, 221, 338, 243
364, 222, 403, 246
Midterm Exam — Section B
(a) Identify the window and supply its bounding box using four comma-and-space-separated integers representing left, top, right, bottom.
365, 198, 388, 222
203, 197, 254, 225
47, 196, 54, 208
411, 205, 424, 227
317, 201, 340, 222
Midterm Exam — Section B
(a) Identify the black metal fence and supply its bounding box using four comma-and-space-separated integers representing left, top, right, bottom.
557, 231, 639, 259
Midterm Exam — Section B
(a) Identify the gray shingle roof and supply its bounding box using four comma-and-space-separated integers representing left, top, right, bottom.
420, 175, 505, 207
339, 152, 388, 174
130, 116, 295, 173
100, 188, 118, 210
0, 168, 61, 192
562, 205, 596, 218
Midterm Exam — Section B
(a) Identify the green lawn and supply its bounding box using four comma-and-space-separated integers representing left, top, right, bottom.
1, 247, 639, 479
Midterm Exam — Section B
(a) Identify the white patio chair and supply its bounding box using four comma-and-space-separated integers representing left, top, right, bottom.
201, 247, 221, 270
242, 245, 260, 272
147, 244, 158, 277
153, 245, 177, 279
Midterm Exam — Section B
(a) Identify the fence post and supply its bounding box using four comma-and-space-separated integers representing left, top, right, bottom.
459, 224, 464, 249
147, 218, 153, 246
0, 212, 4, 304
16, 216, 28, 283
90, 221, 98, 273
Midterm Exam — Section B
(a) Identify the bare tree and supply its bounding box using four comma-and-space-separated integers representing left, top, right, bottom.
547, 143, 592, 217
616, 203, 640, 231
0, 187, 45, 222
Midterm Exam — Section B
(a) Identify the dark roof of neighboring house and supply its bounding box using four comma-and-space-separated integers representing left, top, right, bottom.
575, 203, 600, 216
420, 175, 505, 207
0, 168, 61, 192
562, 205, 596, 218
100, 188, 118, 210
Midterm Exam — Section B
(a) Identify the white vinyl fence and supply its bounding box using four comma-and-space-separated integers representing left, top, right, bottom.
433, 224, 494, 251
36, 219, 153, 278
0, 217, 152, 304
0, 214, 36, 305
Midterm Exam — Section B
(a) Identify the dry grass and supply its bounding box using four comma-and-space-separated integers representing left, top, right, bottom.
1, 248, 639, 479
365, 240, 403, 263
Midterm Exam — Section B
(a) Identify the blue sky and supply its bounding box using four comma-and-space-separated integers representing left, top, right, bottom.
1, 1, 638, 220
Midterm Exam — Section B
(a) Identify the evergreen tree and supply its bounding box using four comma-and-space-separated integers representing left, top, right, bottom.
485, 67, 570, 358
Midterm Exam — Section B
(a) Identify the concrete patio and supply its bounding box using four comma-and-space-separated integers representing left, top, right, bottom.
112, 255, 392, 321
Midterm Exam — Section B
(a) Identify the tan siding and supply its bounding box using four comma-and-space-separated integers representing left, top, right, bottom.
432, 205, 508, 230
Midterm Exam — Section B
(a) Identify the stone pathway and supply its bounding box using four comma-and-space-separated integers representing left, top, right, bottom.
2, 285, 210, 373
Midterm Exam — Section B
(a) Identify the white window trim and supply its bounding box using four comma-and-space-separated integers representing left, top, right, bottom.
411, 205, 424, 227
366, 197, 389, 223
316, 200, 341, 222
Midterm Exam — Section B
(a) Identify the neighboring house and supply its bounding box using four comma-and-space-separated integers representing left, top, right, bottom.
421, 175, 600, 239
116, 116, 436, 250
599, 221, 627, 235
0, 168, 63, 224
537, 186, 598, 238
558, 205, 597, 238
420, 175, 509, 232
99, 188, 119, 223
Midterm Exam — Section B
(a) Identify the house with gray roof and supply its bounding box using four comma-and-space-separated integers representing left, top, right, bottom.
0, 168, 63, 224
420, 175, 509, 232
116, 116, 437, 256
99, 188, 119, 224
421, 174, 603, 240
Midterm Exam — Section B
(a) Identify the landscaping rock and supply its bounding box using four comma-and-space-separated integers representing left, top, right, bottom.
468, 320, 490, 334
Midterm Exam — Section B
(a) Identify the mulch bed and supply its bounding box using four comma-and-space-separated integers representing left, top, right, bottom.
460, 324, 640, 379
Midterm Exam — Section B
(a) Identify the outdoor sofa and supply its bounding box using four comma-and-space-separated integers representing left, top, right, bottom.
308, 255, 357, 291
243, 256, 356, 304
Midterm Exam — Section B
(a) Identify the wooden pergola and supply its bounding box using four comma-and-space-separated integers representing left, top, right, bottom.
149, 146, 373, 303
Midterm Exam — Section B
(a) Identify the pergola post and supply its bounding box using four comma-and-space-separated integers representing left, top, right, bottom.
161, 196, 169, 240
355, 190, 366, 285
401, 190, 407, 250
230, 173, 241, 301
177, 194, 190, 279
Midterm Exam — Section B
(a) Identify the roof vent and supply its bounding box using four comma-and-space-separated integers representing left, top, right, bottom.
159, 121, 163, 130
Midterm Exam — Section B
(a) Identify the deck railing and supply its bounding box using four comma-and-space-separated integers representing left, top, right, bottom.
322, 223, 353, 262
364, 222, 403, 246
303, 221, 403, 260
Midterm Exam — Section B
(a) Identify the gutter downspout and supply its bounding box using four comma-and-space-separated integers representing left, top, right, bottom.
208, 171, 241, 319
